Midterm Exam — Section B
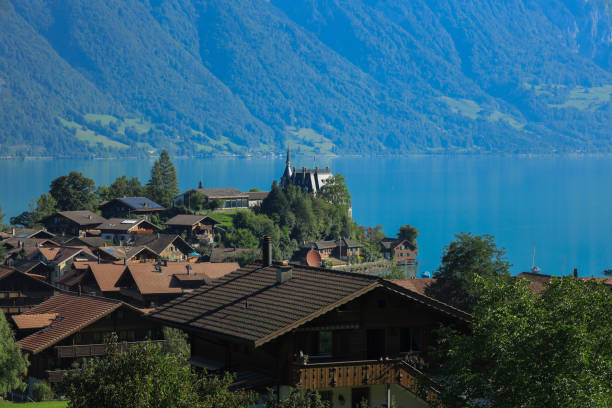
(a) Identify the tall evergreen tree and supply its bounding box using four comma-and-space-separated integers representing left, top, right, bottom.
49, 172, 97, 211
146, 150, 179, 208
0, 310, 29, 394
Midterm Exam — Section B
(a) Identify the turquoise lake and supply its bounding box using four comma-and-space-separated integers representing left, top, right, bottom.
1, 156, 611, 277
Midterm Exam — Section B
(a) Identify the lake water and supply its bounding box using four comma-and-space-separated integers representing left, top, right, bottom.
1, 155, 611, 277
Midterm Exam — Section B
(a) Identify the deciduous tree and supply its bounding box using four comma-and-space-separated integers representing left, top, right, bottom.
318, 174, 351, 208
266, 387, 329, 408
397, 224, 418, 246
433, 276, 612, 408
0, 310, 29, 394
49, 171, 97, 211
426, 233, 511, 312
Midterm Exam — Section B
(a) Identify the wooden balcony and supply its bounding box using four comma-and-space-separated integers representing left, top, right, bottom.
292, 358, 441, 405
47, 369, 78, 384
1, 305, 33, 314
55, 340, 165, 359
0, 291, 26, 299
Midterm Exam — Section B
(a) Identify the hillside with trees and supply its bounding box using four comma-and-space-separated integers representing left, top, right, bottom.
1, 0, 612, 157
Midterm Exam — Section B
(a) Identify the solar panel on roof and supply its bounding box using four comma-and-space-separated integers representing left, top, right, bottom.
17, 233, 29, 238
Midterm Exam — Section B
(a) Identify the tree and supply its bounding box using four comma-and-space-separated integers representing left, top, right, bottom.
433, 276, 612, 408
32, 193, 58, 223
426, 233, 511, 312
0, 310, 29, 394
397, 224, 418, 246
318, 174, 351, 208
146, 150, 179, 208
59, 336, 254, 408
162, 327, 190, 362
265, 387, 329, 408
100, 176, 145, 201
0, 205, 7, 231
50, 171, 97, 211
10, 211, 35, 228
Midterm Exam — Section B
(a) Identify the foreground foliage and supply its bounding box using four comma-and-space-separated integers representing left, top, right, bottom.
0, 310, 28, 395
58, 339, 254, 408
434, 276, 612, 408
265, 388, 329, 408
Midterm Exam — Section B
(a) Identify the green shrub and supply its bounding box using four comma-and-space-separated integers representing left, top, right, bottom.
32, 380, 54, 401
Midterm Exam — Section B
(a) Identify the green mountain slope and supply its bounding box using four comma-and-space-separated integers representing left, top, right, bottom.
1, 0, 611, 156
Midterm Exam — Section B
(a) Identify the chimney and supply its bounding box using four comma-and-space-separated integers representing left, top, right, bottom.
263, 236, 272, 267
277, 262, 292, 284
11, 227, 15, 236
573, 268, 578, 278
186, 264, 192, 275
123, 257, 126, 265
97, 253, 101, 264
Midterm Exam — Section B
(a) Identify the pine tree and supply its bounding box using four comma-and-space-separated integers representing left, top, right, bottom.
146, 150, 179, 208
0, 310, 29, 394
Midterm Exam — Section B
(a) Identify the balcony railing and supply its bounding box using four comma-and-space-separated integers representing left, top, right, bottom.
55, 340, 165, 359
0, 291, 25, 299
292, 358, 441, 405
0, 305, 33, 314
47, 369, 78, 384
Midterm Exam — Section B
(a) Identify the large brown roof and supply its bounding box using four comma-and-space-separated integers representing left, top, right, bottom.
119, 262, 239, 295
97, 218, 161, 232
132, 234, 195, 256
3, 238, 60, 249
16, 293, 131, 354
150, 263, 469, 347
73, 262, 126, 292
55, 211, 107, 226
13, 313, 58, 330
39, 247, 96, 265
165, 214, 220, 227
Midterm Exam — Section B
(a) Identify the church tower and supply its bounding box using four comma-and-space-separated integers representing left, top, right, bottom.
281, 146, 293, 186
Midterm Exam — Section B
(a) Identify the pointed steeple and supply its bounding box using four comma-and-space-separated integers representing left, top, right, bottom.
286, 146, 291, 166
281, 145, 293, 185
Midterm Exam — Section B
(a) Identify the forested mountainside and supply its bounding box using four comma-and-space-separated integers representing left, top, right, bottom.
1, 0, 611, 157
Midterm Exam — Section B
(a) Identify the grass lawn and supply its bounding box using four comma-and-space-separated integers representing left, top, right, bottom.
202, 209, 241, 228
0, 402, 68, 408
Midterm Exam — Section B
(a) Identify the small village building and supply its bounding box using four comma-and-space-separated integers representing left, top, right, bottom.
165, 214, 220, 243
36, 246, 98, 282
55, 262, 125, 298
382, 238, 417, 264
174, 188, 250, 209
41, 211, 107, 237
280, 148, 333, 194
99, 197, 165, 219
150, 251, 470, 408
132, 234, 197, 261
114, 261, 240, 307
0, 227, 55, 240
246, 191, 269, 207
303, 238, 363, 261
95, 246, 159, 264
13, 293, 164, 383
0, 266, 58, 316
97, 218, 160, 243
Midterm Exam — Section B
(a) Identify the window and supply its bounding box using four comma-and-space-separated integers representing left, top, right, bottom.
400, 328, 421, 352
317, 331, 332, 356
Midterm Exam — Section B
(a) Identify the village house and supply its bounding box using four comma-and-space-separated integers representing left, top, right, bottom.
97, 218, 160, 243
246, 191, 269, 207
303, 238, 363, 261
41, 211, 107, 237
132, 234, 197, 261
149, 241, 470, 408
55, 262, 125, 298
95, 245, 159, 264
174, 188, 250, 210
382, 239, 418, 265
0, 227, 55, 240
98, 197, 165, 219
0, 266, 58, 316
35, 246, 98, 282
12, 292, 164, 384
165, 214, 220, 243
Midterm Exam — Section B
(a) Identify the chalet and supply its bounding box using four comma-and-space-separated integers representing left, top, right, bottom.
61, 236, 108, 249
246, 191, 269, 207
41, 211, 107, 237
95, 246, 159, 264
13, 293, 164, 383
2, 238, 60, 264
55, 262, 125, 297
149, 242, 470, 407
99, 197, 165, 219
174, 188, 250, 209
132, 234, 197, 261
114, 262, 239, 307
0, 266, 58, 316
97, 218, 160, 243
165, 214, 220, 243
304, 238, 363, 261
36, 246, 98, 282
11, 261, 53, 281
280, 148, 332, 194
382, 239, 417, 265
0, 227, 55, 240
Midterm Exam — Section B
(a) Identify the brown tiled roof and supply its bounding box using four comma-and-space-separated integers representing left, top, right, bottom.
193, 188, 245, 198
0, 266, 58, 291
16, 293, 131, 354
62, 236, 107, 248
39, 247, 96, 265
56, 211, 107, 226
210, 247, 255, 263
0, 228, 55, 239
245, 191, 269, 201
381, 238, 417, 251
119, 262, 238, 295
98, 246, 158, 261
132, 234, 195, 256
55, 269, 86, 287
165, 214, 220, 227
517, 272, 612, 293
86, 263, 125, 292
3, 238, 60, 249
97, 218, 161, 232
391, 279, 437, 296
150, 263, 470, 347
12, 313, 58, 330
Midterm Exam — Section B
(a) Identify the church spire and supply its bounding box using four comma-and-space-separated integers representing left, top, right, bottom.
286, 145, 291, 166
281, 145, 293, 185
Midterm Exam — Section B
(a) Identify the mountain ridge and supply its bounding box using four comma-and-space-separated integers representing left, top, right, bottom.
1, 0, 611, 157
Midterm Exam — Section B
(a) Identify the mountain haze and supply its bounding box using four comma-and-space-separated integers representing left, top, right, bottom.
1, 0, 611, 156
